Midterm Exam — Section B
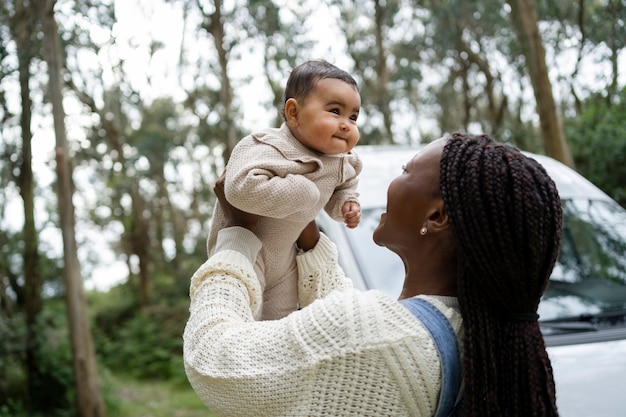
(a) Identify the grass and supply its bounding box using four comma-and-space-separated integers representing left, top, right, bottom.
107, 373, 215, 417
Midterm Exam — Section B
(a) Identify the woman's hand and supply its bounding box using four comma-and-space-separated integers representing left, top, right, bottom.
297, 220, 320, 252
214, 171, 260, 233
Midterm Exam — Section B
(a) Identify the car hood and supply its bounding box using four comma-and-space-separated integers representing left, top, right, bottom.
549, 339, 626, 416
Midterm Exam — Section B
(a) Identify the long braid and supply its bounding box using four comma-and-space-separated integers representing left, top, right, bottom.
440, 133, 562, 417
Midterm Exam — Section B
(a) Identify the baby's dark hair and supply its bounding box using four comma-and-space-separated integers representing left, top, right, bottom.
281, 60, 358, 120
440, 132, 562, 417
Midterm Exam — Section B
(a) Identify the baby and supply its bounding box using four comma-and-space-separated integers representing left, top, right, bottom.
207, 60, 362, 320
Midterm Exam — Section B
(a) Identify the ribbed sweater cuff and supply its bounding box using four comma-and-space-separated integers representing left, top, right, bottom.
296, 232, 337, 269
215, 227, 262, 264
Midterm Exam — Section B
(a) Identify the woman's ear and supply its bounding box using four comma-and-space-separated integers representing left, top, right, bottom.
284, 98, 298, 127
425, 199, 450, 233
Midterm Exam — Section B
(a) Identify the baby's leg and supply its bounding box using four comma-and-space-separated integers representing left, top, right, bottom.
261, 263, 299, 320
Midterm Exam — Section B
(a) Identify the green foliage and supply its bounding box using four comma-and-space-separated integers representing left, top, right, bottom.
30, 310, 75, 411
0, 400, 28, 417
93, 285, 189, 382
0, 303, 75, 416
0, 313, 27, 402
565, 88, 626, 208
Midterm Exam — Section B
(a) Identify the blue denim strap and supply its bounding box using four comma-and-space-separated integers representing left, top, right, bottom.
399, 297, 461, 417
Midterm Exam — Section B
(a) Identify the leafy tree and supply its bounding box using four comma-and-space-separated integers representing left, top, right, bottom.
5, 0, 45, 409
332, 0, 428, 144
185, 0, 247, 161
9, 0, 40, 324
537, 0, 626, 110
54, 0, 227, 311
507, 0, 574, 165
422, 0, 512, 138
565, 87, 626, 208
244, 0, 315, 127
1, 0, 78, 412
35, 0, 106, 415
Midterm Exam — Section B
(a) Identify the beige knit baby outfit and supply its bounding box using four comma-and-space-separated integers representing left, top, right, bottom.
185, 227, 464, 417
207, 123, 361, 320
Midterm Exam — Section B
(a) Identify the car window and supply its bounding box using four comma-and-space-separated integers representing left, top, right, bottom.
540, 198, 626, 320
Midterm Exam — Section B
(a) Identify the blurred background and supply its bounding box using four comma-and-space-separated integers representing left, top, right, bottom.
1, 0, 625, 416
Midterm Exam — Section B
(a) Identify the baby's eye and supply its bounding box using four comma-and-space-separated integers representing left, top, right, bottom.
401, 165, 408, 173
329, 108, 340, 115
350, 114, 358, 122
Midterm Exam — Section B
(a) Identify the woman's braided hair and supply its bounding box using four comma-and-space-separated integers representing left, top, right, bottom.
439, 133, 563, 417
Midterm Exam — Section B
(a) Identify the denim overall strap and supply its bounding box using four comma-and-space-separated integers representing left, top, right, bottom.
399, 297, 461, 417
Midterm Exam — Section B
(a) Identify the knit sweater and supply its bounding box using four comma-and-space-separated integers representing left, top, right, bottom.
207, 123, 362, 320
184, 227, 464, 417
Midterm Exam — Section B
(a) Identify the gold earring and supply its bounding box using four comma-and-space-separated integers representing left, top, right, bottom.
420, 226, 428, 236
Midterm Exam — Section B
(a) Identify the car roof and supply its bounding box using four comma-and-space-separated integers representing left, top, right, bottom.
524, 153, 612, 201
354, 144, 612, 208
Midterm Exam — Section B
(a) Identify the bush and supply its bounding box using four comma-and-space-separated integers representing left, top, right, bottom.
0, 312, 27, 401
95, 298, 188, 381
0, 305, 75, 416
565, 88, 626, 208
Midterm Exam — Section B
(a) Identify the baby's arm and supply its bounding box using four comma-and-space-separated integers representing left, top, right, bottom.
342, 200, 361, 229
226, 142, 320, 218
325, 152, 362, 223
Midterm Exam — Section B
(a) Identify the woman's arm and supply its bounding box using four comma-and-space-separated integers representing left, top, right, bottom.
296, 221, 353, 308
184, 221, 351, 416
183, 238, 297, 415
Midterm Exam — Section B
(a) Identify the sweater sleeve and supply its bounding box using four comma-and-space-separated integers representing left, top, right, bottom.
225, 141, 321, 218
184, 228, 351, 416
324, 152, 362, 220
296, 232, 353, 308
189, 227, 263, 315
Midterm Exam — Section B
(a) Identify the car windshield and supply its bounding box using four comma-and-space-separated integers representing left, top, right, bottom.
344, 198, 626, 321
541, 198, 626, 320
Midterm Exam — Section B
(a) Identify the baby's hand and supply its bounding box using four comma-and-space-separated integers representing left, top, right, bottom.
342, 201, 361, 229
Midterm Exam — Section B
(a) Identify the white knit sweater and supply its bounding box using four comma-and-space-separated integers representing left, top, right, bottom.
184, 227, 463, 417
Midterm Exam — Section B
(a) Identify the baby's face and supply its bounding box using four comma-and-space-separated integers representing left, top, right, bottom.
289, 78, 360, 155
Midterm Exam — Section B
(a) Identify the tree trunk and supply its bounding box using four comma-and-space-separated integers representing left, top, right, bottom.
199, 0, 237, 160
373, 0, 394, 144
606, 0, 621, 105
130, 187, 152, 308
35, 1, 107, 416
11, 0, 43, 405
65, 83, 152, 307
507, 0, 574, 167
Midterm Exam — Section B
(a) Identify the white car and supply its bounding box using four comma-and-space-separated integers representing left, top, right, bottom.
317, 145, 626, 417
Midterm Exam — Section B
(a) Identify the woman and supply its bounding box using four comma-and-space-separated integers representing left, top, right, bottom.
183, 133, 562, 416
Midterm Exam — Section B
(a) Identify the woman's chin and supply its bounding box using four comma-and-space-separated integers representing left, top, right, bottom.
372, 215, 386, 246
